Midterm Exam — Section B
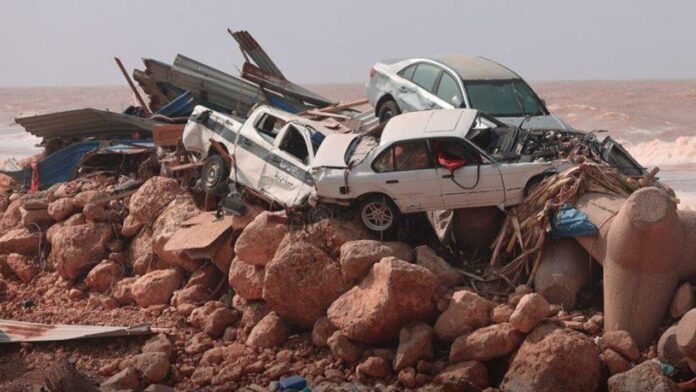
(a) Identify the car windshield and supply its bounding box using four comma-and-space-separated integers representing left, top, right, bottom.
464, 79, 545, 117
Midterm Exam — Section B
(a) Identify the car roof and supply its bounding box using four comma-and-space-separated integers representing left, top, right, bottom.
380, 109, 478, 146
381, 56, 520, 81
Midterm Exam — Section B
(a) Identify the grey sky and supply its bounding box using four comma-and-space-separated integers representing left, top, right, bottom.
1, 0, 695, 86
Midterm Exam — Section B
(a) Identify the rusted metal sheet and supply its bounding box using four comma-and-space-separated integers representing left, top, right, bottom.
152, 124, 185, 147
14, 109, 158, 140
230, 30, 286, 80
0, 319, 152, 343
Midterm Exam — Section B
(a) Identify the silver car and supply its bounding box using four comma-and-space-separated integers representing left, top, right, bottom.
367, 55, 572, 130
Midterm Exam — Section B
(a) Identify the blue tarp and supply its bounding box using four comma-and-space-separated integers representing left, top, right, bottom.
549, 204, 598, 239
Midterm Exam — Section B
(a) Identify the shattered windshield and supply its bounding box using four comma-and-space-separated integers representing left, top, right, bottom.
464, 79, 546, 117
345, 136, 378, 165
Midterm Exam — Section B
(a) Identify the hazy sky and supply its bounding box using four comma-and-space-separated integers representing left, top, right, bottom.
1, 0, 695, 86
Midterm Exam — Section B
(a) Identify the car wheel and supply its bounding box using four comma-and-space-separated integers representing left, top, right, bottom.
358, 195, 400, 236
378, 100, 401, 123
202, 154, 229, 195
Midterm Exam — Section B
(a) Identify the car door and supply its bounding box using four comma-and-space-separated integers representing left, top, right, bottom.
370, 139, 444, 212
234, 111, 284, 191
431, 138, 506, 208
258, 124, 314, 207
433, 71, 465, 109
397, 63, 442, 112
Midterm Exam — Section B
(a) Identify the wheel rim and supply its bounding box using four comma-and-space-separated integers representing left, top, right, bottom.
204, 162, 221, 188
362, 201, 394, 231
382, 109, 394, 121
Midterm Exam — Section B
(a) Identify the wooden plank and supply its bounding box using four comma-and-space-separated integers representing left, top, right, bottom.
152, 124, 185, 147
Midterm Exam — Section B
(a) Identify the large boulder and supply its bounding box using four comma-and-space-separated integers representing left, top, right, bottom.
339, 240, 413, 283
128, 176, 183, 224
327, 257, 438, 343
607, 360, 679, 392
263, 241, 347, 328
5, 253, 39, 283
151, 195, 201, 271
414, 245, 461, 287
131, 268, 185, 308
233, 211, 288, 266
0, 228, 41, 255
228, 257, 264, 300
500, 324, 601, 392
47, 198, 77, 221
49, 223, 113, 279
449, 322, 523, 362
434, 290, 493, 341
276, 218, 368, 259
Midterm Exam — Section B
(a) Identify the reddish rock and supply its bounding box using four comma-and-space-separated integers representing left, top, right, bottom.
607, 360, 679, 392
658, 325, 686, 367
450, 322, 523, 362
509, 293, 550, 333
211, 232, 235, 274
128, 176, 183, 224
234, 211, 288, 266
121, 214, 143, 238
187, 301, 224, 329
190, 366, 216, 387
131, 268, 185, 308
246, 311, 289, 348
5, 253, 38, 283
0, 228, 41, 255
357, 356, 391, 378
677, 308, 696, 358
414, 245, 461, 287
83, 203, 111, 222
112, 277, 137, 305
670, 282, 694, 319
49, 223, 113, 279
73, 190, 108, 208
200, 347, 226, 366
603, 330, 641, 362
123, 352, 170, 383
185, 333, 213, 354
172, 284, 212, 306
203, 307, 239, 338
601, 348, 632, 375
20, 207, 53, 227
434, 290, 493, 341
228, 257, 264, 300
394, 322, 434, 371
312, 316, 337, 347
265, 362, 292, 380
398, 368, 417, 388
276, 218, 368, 259
211, 364, 244, 385
339, 240, 413, 283
491, 304, 515, 324
328, 257, 438, 343
434, 361, 489, 389
264, 241, 347, 328
142, 333, 174, 359
151, 196, 201, 271
100, 367, 139, 391
84, 260, 124, 292
327, 331, 364, 363
500, 324, 601, 392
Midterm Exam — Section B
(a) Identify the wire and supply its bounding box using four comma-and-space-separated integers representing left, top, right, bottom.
449, 162, 481, 190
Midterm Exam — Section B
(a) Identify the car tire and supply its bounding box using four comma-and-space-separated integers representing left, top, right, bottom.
358, 194, 400, 237
378, 100, 401, 123
202, 154, 229, 196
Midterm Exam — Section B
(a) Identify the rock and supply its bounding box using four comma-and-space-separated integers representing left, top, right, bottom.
212, 364, 243, 385
187, 301, 224, 329
203, 307, 239, 338
185, 333, 213, 354
603, 330, 641, 362
670, 282, 694, 319
601, 348, 632, 375
142, 333, 173, 359
112, 277, 137, 305
500, 323, 601, 392
128, 176, 183, 224
84, 260, 123, 292
20, 207, 53, 227
607, 360, 679, 392
312, 316, 337, 347
172, 284, 212, 307
491, 304, 515, 324
265, 362, 291, 380
144, 385, 174, 392
658, 326, 686, 367
398, 368, 417, 388
327, 331, 364, 363
190, 366, 215, 387
228, 257, 264, 300
357, 356, 391, 378
211, 232, 235, 274
394, 323, 434, 371
234, 211, 288, 266
434, 361, 489, 389
0, 228, 40, 255
73, 190, 108, 208
450, 322, 523, 362
186, 263, 222, 288
200, 347, 226, 366
339, 240, 413, 283
677, 308, 696, 358
121, 214, 143, 237
509, 293, 550, 333
264, 241, 347, 328
246, 311, 288, 348
434, 290, 493, 341
151, 195, 201, 271
131, 268, 185, 308
83, 203, 110, 222
414, 245, 461, 287
328, 257, 438, 343
49, 223, 113, 279
5, 253, 38, 283
124, 352, 170, 383
100, 367, 139, 391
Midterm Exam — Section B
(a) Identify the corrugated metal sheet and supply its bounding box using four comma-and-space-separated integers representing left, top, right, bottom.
242, 62, 335, 108
14, 109, 158, 139
0, 319, 152, 343
231, 30, 286, 80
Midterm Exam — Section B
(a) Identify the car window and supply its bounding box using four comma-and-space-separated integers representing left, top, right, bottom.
279, 125, 309, 165
254, 113, 286, 143
373, 140, 432, 172
436, 73, 463, 107
411, 63, 441, 92
398, 64, 417, 80
464, 79, 545, 117
430, 139, 482, 167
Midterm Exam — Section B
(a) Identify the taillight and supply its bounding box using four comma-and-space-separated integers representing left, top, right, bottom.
369, 67, 376, 78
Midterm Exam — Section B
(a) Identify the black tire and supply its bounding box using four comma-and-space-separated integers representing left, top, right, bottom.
357, 194, 400, 238
377, 99, 401, 123
202, 154, 229, 195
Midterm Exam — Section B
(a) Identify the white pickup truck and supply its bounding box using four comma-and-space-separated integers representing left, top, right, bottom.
182, 105, 335, 207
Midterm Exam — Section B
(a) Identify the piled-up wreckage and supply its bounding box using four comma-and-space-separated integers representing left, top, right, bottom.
2, 29, 695, 391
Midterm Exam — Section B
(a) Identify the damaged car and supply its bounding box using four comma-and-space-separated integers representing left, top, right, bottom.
367, 55, 572, 130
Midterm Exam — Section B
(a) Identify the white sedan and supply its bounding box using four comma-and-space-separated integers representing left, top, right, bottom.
310, 109, 571, 235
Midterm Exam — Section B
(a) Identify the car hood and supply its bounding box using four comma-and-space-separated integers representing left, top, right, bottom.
311, 134, 358, 169
496, 114, 572, 130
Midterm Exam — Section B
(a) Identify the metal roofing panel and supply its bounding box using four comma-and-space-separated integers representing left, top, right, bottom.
0, 319, 152, 343
231, 30, 286, 80
14, 109, 158, 139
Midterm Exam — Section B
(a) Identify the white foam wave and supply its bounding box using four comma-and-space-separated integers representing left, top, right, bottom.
625, 136, 696, 166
